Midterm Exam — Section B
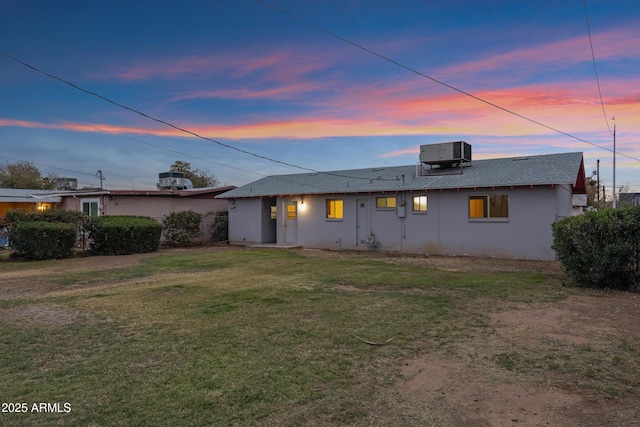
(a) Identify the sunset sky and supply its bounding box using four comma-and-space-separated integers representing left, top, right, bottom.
1, 0, 638, 193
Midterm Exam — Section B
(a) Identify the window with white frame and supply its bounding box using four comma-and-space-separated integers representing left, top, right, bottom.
412, 195, 427, 213
81, 198, 100, 216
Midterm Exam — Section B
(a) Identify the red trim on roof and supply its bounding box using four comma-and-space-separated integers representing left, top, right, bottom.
573, 157, 588, 194
105, 186, 236, 198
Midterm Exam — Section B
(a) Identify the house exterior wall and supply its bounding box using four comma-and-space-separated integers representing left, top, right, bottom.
230, 185, 573, 260
228, 198, 269, 244
61, 193, 229, 242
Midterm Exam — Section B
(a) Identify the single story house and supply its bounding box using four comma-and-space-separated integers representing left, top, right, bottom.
217, 144, 587, 260
58, 186, 235, 240
619, 192, 640, 207
0, 188, 62, 216
1, 186, 235, 242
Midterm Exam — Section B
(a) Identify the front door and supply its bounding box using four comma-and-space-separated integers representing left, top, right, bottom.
284, 201, 298, 243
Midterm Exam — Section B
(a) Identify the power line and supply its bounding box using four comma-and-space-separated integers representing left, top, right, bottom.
0, 52, 402, 183
0, 102, 379, 192
582, 0, 613, 136
0, 154, 96, 177
0, 100, 392, 193
0, 97, 267, 180
256, 0, 640, 163
0, 52, 315, 171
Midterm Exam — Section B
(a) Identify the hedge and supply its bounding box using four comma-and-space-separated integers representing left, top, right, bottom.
88, 216, 162, 255
5, 208, 85, 224
9, 221, 77, 260
552, 206, 640, 291
162, 210, 202, 247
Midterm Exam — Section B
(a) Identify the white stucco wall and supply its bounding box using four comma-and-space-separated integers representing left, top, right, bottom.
228, 185, 576, 260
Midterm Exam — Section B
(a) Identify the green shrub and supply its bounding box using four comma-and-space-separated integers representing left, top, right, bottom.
552, 207, 640, 291
88, 216, 162, 255
5, 208, 85, 224
162, 210, 202, 247
9, 221, 76, 260
209, 210, 228, 242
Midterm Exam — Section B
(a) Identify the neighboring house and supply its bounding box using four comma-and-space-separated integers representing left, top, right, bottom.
0, 186, 234, 243
0, 188, 61, 216
217, 145, 587, 260
58, 186, 235, 240
618, 192, 640, 207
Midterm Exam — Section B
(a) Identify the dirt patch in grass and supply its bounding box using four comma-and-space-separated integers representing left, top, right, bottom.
396, 291, 640, 426
399, 355, 581, 426
297, 248, 639, 425
0, 245, 237, 299
298, 247, 564, 274
2, 304, 78, 326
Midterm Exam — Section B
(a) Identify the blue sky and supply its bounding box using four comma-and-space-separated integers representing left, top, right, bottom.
1, 0, 638, 194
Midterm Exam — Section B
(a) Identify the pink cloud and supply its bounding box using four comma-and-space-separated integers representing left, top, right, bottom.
172, 80, 329, 102
105, 47, 339, 84
442, 26, 640, 78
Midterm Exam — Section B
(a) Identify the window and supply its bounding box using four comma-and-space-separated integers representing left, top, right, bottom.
270, 205, 277, 220
376, 196, 396, 209
81, 198, 100, 216
326, 199, 343, 220
469, 195, 508, 219
412, 195, 427, 213
287, 203, 297, 220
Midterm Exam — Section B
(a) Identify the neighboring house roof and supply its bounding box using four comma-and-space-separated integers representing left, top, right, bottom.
0, 188, 62, 203
97, 186, 236, 198
0, 186, 237, 203
53, 186, 237, 198
218, 152, 585, 198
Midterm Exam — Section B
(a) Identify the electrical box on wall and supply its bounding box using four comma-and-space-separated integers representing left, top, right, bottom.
397, 205, 406, 218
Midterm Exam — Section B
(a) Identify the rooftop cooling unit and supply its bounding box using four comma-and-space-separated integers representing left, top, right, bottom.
419, 141, 472, 168
56, 177, 78, 190
158, 171, 193, 190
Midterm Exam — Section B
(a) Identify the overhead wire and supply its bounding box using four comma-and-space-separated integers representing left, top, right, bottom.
1, 2, 637, 181
0, 52, 401, 183
0, 100, 340, 193
0, 154, 96, 178
0, 97, 268, 180
256, 0, 639, 163
582, 0, 613, 136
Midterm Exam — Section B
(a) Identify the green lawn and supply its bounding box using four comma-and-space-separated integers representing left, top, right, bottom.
0, 248, 625, 426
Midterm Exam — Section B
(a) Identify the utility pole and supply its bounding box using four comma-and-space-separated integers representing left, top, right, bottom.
596, 159, 600, 207
96, 170, 105, 189
612, 119, 617, 208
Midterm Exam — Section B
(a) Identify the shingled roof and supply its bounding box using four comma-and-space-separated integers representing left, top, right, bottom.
217, 152, 585, 198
